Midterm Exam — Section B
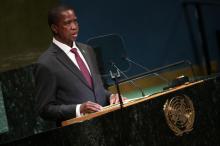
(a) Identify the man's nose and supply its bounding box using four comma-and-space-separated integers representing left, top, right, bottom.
71, 22, 78, 29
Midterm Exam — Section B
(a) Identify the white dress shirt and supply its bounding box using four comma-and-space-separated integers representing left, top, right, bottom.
53, 38, 90, 117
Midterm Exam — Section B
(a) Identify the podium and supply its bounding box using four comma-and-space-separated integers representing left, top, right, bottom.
61, 80, 202, 127
1, 77, 220, 146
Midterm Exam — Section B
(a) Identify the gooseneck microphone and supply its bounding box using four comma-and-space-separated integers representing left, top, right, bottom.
109, 62, 123, 109
123, 57, 170, 84
111, 63, 146, 97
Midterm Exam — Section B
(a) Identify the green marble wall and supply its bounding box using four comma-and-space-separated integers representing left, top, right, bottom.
0, 65, 56, 144
0, 82, 8, 134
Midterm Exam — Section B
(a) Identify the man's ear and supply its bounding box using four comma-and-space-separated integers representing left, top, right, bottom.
51, 24, 58, 34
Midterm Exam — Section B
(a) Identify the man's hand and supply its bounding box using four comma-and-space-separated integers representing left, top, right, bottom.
109, 94, 128, 105
80, 101, 102, 114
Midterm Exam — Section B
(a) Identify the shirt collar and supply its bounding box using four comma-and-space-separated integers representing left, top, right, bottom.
53, 38, 77, 54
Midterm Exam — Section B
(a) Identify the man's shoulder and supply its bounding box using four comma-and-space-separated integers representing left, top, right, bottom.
37, 44, 58, 65
76, 42, 91, 49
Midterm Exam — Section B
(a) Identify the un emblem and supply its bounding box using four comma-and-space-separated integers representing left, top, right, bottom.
163, 94, 195, 136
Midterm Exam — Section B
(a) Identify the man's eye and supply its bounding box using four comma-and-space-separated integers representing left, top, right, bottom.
65, 21, 71, 24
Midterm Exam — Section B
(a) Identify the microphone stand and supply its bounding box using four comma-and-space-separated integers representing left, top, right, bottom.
112, 63, 146, 97
109, 66, 123, 109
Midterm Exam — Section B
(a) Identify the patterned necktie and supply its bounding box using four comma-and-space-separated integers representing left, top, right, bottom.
70, 48, 93, 88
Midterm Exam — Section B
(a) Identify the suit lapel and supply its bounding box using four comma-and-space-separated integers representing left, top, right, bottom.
53, 44, 92, 89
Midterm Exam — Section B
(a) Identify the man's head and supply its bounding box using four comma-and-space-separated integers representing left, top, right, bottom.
48, 5, 79, 47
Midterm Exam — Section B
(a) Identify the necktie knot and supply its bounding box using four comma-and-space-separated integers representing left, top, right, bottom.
70, 48, 79, 56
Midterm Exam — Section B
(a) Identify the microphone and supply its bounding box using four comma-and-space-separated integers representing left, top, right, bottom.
123, 57, 170, 84
111, 63, 146, 97
109, 62, 123, 109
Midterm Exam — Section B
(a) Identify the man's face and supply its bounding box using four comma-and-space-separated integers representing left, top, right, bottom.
52, 9, 79, 47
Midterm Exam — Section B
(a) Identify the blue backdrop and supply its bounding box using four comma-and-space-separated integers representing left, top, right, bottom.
61, 0, 220, 76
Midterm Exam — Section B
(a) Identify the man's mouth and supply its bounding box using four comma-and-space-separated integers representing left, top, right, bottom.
72, 33, 78, 38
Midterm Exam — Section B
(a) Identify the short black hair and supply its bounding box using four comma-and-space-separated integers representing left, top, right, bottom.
48, 5, 74, 27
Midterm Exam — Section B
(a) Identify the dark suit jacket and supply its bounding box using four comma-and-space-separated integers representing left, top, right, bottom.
35, 42, 111, 122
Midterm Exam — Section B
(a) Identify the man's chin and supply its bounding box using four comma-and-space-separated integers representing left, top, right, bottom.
72, 34, 78, 40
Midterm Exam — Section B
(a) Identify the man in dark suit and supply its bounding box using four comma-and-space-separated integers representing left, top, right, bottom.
35, 5, 120, 123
